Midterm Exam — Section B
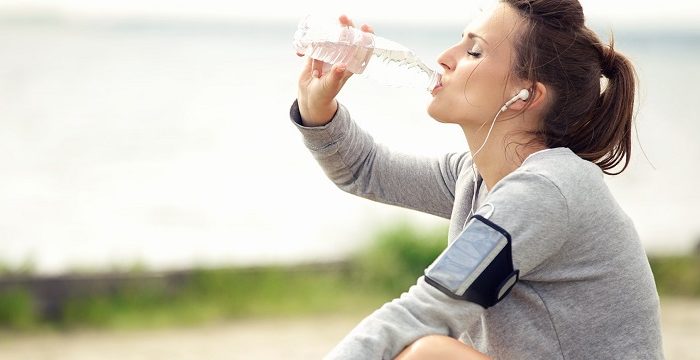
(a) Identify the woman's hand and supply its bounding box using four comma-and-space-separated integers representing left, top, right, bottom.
296, 15, 374, 127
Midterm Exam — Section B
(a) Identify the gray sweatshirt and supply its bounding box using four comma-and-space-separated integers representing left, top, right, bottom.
290, 100, 663, 359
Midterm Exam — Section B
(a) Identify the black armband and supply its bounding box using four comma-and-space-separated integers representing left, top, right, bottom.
425, 215, 519, 308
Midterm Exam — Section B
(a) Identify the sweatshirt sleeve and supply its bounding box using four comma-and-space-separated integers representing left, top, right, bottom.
323, 169, 570, 359
480, 169, 570, 278
324, 276, 484, 360
289, 99, 470, 219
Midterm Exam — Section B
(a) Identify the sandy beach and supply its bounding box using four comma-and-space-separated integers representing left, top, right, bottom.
0, 297, 696, 359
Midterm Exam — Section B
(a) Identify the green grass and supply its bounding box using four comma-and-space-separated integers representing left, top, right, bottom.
55, 267, 390, 329
0, 222, 698, 330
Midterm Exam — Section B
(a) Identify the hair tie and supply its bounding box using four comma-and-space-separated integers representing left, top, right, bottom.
600, 44, 618, 79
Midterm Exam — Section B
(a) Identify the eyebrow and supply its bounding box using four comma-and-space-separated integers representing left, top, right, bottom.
462, 32, 489, 45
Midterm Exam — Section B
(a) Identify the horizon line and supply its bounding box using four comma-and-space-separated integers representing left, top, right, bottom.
0, 9, 699, 33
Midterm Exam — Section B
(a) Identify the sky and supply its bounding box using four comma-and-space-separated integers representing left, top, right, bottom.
0, 0, 699, 28
0, 0, 698, 273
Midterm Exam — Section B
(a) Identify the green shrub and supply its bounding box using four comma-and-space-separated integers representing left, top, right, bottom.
353, 222, 448, 295
0, 288, 36, 329
649, 255, 700, 297
3, 224, 699, 331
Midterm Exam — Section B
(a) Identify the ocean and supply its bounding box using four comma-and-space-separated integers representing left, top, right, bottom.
0, 17, 698, 274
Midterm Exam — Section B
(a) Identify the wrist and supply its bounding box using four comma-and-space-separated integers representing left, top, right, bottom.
299, 98, 338, 127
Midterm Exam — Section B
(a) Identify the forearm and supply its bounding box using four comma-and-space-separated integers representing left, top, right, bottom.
325, 277, 483, 360
290, 99, 463, 218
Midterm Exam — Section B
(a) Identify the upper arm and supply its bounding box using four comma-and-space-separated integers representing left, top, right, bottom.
475, 171, 570, 277
423, 170, 569, 310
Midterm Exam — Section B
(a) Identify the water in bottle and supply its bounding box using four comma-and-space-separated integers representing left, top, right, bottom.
293, 15, 442, 93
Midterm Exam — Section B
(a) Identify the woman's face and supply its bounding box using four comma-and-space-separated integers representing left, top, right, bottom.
428, 3, 525, 126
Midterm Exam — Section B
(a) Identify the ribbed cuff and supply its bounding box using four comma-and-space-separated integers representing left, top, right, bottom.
289, 99, 351, 151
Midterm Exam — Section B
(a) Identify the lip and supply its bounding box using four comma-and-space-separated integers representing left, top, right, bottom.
431, 78, 444, 96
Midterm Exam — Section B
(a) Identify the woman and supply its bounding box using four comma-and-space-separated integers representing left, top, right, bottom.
290, 0, 663, 359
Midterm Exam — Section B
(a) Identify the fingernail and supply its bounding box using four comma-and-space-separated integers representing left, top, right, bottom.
312, 70, 320, 78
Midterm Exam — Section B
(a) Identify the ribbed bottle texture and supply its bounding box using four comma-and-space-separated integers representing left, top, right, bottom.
293, 15, 441, 92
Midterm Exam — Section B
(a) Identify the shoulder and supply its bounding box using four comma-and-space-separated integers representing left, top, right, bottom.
486, 148, 601, 218
515, 147, 603, 193
488, 147, 611, 224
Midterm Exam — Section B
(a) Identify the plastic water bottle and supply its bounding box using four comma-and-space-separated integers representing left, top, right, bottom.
293, 15, 442, 93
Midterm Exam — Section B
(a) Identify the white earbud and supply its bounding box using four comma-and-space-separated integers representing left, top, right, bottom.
500, 89, 530, 112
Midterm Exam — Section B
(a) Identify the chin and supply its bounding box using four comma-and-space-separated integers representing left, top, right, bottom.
427, 104, 458, 124
429, 114, 448, 123
427, 103, 448, 123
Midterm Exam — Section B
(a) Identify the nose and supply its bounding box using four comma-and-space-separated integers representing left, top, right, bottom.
437, 46, 456, 72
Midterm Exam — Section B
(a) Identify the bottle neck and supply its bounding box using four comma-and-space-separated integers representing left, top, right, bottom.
426, 70, 442, 92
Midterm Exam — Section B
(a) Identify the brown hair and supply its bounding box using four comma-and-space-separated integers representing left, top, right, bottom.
503, 0, 638, 175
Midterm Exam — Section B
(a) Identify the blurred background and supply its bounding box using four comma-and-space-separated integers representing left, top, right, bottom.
0, 0, 698, 359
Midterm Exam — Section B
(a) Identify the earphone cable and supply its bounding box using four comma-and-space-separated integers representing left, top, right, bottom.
467, 106, 505, 220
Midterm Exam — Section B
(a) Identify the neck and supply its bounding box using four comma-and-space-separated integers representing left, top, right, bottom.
462, 115, 546, 190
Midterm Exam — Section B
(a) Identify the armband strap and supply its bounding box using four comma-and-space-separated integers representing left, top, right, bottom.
425, 215, 519, 308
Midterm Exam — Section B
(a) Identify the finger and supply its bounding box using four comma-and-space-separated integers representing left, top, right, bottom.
329, 63, 352, 87
299, 57, 320, 84
302, 56, 313, 74
311, 59, 326, 77
339, 14, 354, 27
360, 24, 375, 34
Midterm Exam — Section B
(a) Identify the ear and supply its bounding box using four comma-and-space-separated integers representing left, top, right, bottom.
509, 82, 547, 112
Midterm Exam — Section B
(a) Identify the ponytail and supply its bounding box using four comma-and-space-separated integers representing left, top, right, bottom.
582, 39, 638, 175
503, 0, 639, 175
